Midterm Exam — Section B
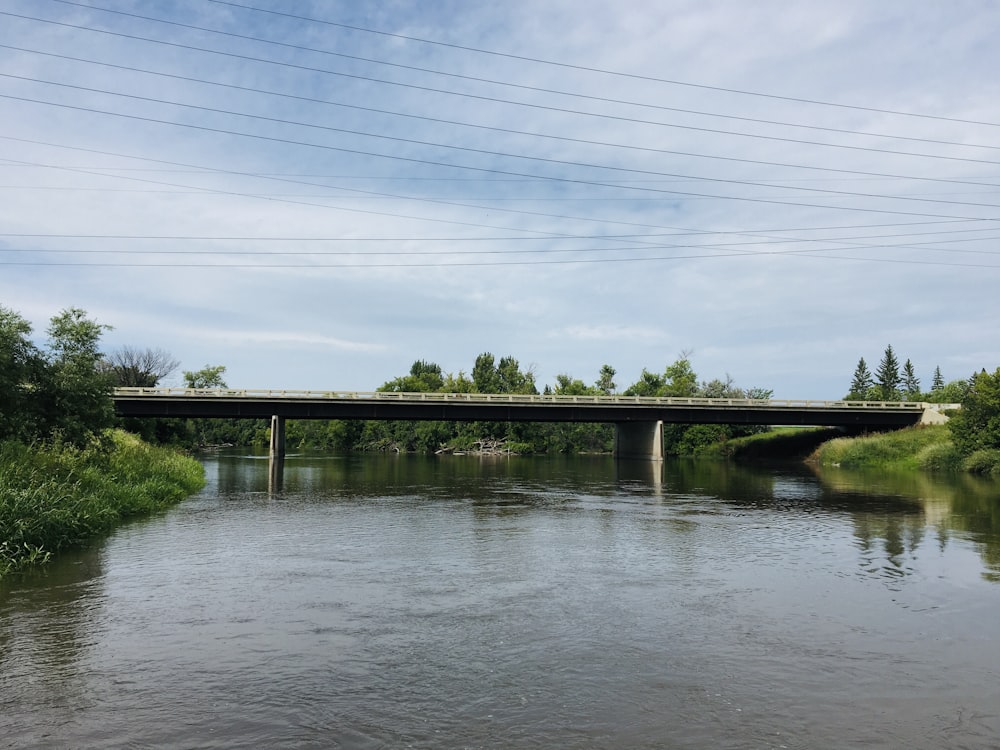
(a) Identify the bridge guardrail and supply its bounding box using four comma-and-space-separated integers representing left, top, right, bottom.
112, 387, 931, 410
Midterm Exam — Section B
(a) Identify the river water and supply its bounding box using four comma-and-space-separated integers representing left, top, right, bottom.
2, 452, 999, 749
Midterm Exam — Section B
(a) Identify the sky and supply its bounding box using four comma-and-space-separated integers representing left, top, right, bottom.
1, 0, 999, 398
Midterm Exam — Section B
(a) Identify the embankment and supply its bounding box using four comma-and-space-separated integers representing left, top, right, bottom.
1, 430, 205, 577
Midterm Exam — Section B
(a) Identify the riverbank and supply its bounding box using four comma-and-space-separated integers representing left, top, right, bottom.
0, 430, 205, 577
710, 423, 1000, 476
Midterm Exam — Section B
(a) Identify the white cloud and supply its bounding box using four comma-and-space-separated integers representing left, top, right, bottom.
2, 0, 998, 398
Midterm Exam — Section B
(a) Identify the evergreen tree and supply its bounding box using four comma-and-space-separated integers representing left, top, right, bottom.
932, 366, 944, 392
875, 345, 901, 401
902, 359, 920, 400
848, 357, 874, 399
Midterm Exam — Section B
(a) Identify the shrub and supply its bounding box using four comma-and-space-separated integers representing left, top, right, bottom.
961, 449, 1000, 476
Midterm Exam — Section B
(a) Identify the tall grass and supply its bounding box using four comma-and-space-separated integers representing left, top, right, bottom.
811, 425, 965, 472
0, 430, 204, 577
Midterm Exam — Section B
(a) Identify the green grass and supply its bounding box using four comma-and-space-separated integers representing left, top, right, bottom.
811, 425, 962, 472
0, 430, 205, 577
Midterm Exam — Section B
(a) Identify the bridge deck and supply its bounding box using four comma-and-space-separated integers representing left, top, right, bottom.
113, 388, 934, 428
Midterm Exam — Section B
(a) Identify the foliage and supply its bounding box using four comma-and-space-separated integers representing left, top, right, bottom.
596, 364, 617, 395
949, 368, 1000, 456
0, 430, 204, 577
902, 359, 920, 400
932, 366, 945, 392
0, 305, 116, 447
183, 365, 228, 389
960, 449, 1000, 477
812, 425, 951, 471
875, 344, 901, 401
927, 379, 969, 404
847, 357, 874, 400
102, 346, 179, 387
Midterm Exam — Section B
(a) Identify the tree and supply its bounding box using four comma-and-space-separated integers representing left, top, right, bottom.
932, 366, 944, 392
497, 355, 536, 394
553, 374, 593, 396
472, 353, 500, 393
623, 368, 665, 396
663, 355, 699, 397
902, 359, 920, 400
875, 345, 901, 401
40, 308, 116, 445
380, 360, 445, 393
847, 357, 874, 400
183, 365, 228, 389
595, 364, 616, 395
0, 306, 43, 441
948, 367, 1000, 455
103, 346, 179, 387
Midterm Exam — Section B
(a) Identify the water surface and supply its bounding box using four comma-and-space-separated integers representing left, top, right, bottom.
2, 453, 999, 748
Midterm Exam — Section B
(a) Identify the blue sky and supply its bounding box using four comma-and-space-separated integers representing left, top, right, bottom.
2, 0, 998, 397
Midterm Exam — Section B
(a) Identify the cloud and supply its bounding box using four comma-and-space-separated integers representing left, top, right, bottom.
2, 0, 998, 397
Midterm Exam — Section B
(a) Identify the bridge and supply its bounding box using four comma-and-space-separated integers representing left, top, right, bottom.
113, 388, 950, 461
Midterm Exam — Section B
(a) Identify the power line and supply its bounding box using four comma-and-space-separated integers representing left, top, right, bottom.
208, 0, 1000, 129
3, 46, 999, 192
5, 94, 999, 222
4, 14, 999, 167
9, 74, 1000, 212
34, 1, 1000, 145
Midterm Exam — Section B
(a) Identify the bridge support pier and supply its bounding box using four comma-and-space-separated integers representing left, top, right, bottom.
614, 420, 664, 461
268, 415, 285, 494
269, 415, 285, 460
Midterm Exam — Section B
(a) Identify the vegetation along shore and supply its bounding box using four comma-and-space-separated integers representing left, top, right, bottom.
1, 306, 204, 578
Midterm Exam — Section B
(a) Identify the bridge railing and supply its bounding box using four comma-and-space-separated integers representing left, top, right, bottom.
112, 387, 932, 410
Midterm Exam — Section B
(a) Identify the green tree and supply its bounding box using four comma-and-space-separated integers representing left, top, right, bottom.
623, 369, 665, 396
553, 374, 593, 396
932, 366, 944, 392
0, 306, 43, 441
847, 357, 874, 400
380, 360, 445, 393
497, 355, 537, 394
40, 308, 116, 446
902, 359, 920, 400
595, 364, 617, 395
472, 353, 500, 393
183, 365, 228, 389
663, 355, 699, 397
949, 367, 1000, 455
875, 345, 901, 401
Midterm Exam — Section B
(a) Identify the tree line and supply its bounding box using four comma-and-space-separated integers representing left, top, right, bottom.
847, 345, 975, 403
4, 304, 998, 463
281, 352, 774, 455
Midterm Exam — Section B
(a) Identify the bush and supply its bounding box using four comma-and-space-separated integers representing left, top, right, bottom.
0, 430, 204, 577
916, 441, 963, 472
961, 449, 1000, 476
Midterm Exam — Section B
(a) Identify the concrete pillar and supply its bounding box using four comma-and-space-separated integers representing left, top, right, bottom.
269, 415, 286, 460
614, 420, 664, 461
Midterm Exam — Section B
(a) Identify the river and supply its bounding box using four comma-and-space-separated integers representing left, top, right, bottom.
2, 452, 999, 749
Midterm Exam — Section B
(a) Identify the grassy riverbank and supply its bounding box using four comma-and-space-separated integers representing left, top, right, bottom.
699, 424, 1000, 476
0, 430, 205, 577
696, 426, 845, 461
810, 424, 1000, 475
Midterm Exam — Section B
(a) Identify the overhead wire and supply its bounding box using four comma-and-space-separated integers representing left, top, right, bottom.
3, 11, 1000, 167
3, 46, 1000, 193
1, 3, 997, 272
50, 0, 1000, 130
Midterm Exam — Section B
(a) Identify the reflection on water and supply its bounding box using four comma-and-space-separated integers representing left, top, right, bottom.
2, 452, 999, 749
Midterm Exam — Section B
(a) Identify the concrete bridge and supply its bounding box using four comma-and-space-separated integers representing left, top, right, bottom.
113, 388, 951, 461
